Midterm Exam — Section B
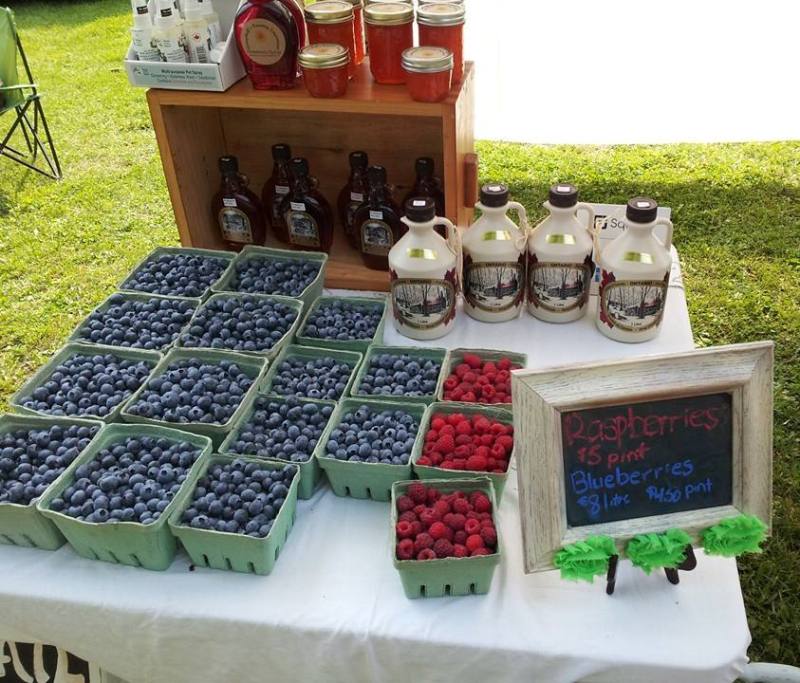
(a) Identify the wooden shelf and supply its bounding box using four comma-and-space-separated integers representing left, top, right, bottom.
147, 61, 476, 292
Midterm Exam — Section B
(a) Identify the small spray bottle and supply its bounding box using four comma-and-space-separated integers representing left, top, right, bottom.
130, 0, 161, 62
153, 0, 188, 63
197, 0, 223, 46
183, 0, 212, 63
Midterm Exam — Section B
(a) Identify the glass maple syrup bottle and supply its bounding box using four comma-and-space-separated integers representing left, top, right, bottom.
353, 165, 405, 270
262, 143, 293, 243
337, 150, 369, 250
279, 157, 334, 253
212, 155, 266, 250
403, 156, 446, 236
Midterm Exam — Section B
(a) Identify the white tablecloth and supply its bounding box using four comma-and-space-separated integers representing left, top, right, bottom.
0, 259, 751, 683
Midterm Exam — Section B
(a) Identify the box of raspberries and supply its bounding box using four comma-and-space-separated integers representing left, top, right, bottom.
411, 404, 514, 500
0, 414, 102, 550
168, 455, 300, 575
36, 423, 212, 570
295, 295, 389, 353
391, 478, 501, 598
438, 348, 528, 406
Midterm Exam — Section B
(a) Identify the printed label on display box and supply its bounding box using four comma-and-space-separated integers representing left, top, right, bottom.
391, 277, 456, 330
529, 256, 593, 313
218, 208, 253, 244
286, 209, 320, 248
361, 220, 394, 255
463, 254, 525, 312
599, 271, 669, 333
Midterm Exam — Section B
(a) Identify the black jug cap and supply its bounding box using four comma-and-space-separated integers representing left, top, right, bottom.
415, 157, 435, 176
405, 197, 436, 222
368, 165, 387, 184
549, 183, 579, 208
290, 157, 309, 176
218, 155, 238, 174
626, 197, 658, 223
272, 144, 291, 161
480, 183, 509, 208
350, 151, 369, 168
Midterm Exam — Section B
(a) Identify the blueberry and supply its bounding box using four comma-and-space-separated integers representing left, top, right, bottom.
299, 299, 384, 342
231, 257, 321, 298
122, 251, 229, 298
324, 405, 418, 466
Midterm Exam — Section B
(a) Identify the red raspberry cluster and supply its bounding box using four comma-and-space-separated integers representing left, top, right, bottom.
442, 353, 520, 404
417, 412, 513, 473
395, 482, 498, 561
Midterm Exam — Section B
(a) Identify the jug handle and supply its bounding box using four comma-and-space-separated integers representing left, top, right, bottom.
576, 202, 596, 238
507, 201, 530, 247
437, 217, 463, 291
654, 217, 674, 252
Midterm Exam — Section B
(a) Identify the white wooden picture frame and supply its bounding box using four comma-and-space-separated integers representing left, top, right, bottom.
512, 341, 774, 573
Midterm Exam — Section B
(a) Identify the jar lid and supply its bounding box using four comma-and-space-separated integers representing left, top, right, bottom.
304, 0, 353, 24
401, 46, 453, 74
299, 44, 350, 69
480, 183, 509, 208
626, 196, 658, 223
419, 0, 463, 4
417, 2, 465, 26
364, 2, 414, 25
549, 183, 578, 208
341, 0, 363, 5
405, 197, 436, 222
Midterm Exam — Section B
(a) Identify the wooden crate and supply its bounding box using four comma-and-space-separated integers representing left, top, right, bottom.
147, 60, 477, 292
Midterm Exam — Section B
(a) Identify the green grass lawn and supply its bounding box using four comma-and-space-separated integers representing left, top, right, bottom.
2, 0, 799, 666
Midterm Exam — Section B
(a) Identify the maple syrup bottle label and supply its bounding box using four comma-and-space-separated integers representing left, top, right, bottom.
463, 253, 526, 313
286, 202, 321, 247
390, 275, 457, 331
241, 18, 287, 66
361, 210, 394, 255
219, 200, 253, 244
528, 253, 593, 313
599, 270, 669, 333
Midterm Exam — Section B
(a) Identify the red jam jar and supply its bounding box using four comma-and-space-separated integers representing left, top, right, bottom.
364, 2, 414, 85
343, 0, 366, 65
299, 43, 350, 98
401, 46, 452, 102
304, 1, 357, 79
417, 2, 465, 84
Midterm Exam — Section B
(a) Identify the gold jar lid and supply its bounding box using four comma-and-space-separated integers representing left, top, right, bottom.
364, 2, 414, 25
299, 43, 350, 69
341, 0, 364, 5
304, 0, 354, 24
417, 2, 465, 26
401, 46, 453, 73
419, 0, 463, 4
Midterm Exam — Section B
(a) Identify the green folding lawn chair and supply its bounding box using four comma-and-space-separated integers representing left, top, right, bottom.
0, 6, 61, 179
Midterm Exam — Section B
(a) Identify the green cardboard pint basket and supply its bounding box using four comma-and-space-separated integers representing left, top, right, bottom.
295, 295, 388, 353
9, 342, 161, 423
119, 246, 236, 301
391, 477, 501, 599
350, 345, 447, 405
175, 291, 303, 361
211, 245, 328, 306
218, 394, 336, 500
317, 398, 425, 502
259, 343, 363, 401
437, 347, 528, 405
168, 454, 300, 575
411, 402, 514, 501
36, 423, 212, 570
120, 347, 267, 449
0, 414, 103, 550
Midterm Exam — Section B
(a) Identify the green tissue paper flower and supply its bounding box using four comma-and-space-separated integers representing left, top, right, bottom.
554, 536, 617, 582
625, 529, 692, 574
702, 515, 767, 557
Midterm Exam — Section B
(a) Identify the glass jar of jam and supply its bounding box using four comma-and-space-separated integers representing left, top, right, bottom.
364, 2, 414, 84
417, 3, 465, 83
304, 1, 357, 79
299, 44, 350, 97
342, 0, 366, 65
402, 46, 452, 102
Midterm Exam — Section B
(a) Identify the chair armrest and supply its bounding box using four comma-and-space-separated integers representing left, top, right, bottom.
0, 83, 37, 92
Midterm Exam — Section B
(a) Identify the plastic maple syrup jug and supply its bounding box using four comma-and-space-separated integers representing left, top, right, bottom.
461, 183, 529, 322
596, 197, 673, 343
527, 183, 595, 323
389, 197, 460, 340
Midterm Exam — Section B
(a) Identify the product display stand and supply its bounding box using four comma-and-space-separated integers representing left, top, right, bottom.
605, 544, 699, 594
146, 61, 477, 291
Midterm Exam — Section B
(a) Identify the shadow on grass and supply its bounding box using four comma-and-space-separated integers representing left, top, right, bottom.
5, 0, 127, 29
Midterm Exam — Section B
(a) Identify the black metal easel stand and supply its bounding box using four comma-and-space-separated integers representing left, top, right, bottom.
606, 545, 697, 595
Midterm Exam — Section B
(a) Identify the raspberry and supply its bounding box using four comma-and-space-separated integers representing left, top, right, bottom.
455, 434, 473, 446
464, 518, 481, 535
425, 429, 439, 442
396, 539, 415, 560
445, 412, 462, 426
440, 424, 455, 436
473, 416, 490, 433
462, 392, 476, 402
496, 434, 514, 453
463, 353, 482, 369
431, 416, 446, 429
445, 513, 465, 530
429, 521, 448, 540
429, 452, 443, 466
398, 510, 417, 523
453, 444, 472, 459
449, 388, 463, 400
479, 512, 493, 522
417, 548, 436, 560
483, 361, 497, 374
413, 504, 427, 516
475, 374, 489, 386
443, 377, 458, 391
417, 456, 432, 466
435, 434, 455, 454
396, 495, 415, 513
465, 455, 488, 471
441, 460, 456, 469
450, 460, 465, 470
414, 532, 434, 553
454, 363, 470, 378
452, 497, 470, 514
480, 434, 494, 446
491, 443, 506, 458
481, 385, 496, 399
472, 493, 492, 513
453, 530, 467, 545
465, 534, 485, 552
480, 526, 498, 548
453, 544, 468, 558
490, 422, 506, 435
433, 499, 451, 516
471, 547, 491, 557
411, 521, 423, 536
427, 487, 441, 503
433, 538, 454, 558
455, 420, 472, 436
419, 509, 441, 527
407, 482, 428, 504
463, 371, 478, 384
497, 357, 511, 370
396, 521, 414, 539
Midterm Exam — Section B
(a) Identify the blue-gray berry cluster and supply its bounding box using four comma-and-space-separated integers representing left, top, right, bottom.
75, 294, 196, 351
358, 353, 441, 397
47, 436, 202, 524
123, 253, 228, 298
300, 300, 383, 342
179, 295, 297, 353
324, 405, 418, 465
228, 396, 333, 463
0, 423, 100, 505
270, 355, 355, 400
20, 353, 154, 419
233, 257, 321, 297
125, 358, 253, 424
180, 459, 296, 537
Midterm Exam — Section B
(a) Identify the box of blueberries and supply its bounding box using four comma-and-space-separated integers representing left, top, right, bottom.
259, 344, 363, 403
350, 345, 448, 406
295, 295, 389, 353
36, 423, 212, 571
175, 292, 303, 361
68, 291, 201, 353
120, 247, 236, 301
9, 342, 161, 423
212, 245, 328, 307
168, 455, 300, 575
317, 397, 425, 502
219, 395, 336, 500
120, 347, 267, 448
0, 414, 102, 550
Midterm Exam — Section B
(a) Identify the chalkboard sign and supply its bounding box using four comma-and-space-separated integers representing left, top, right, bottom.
561, 393, 733, 527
